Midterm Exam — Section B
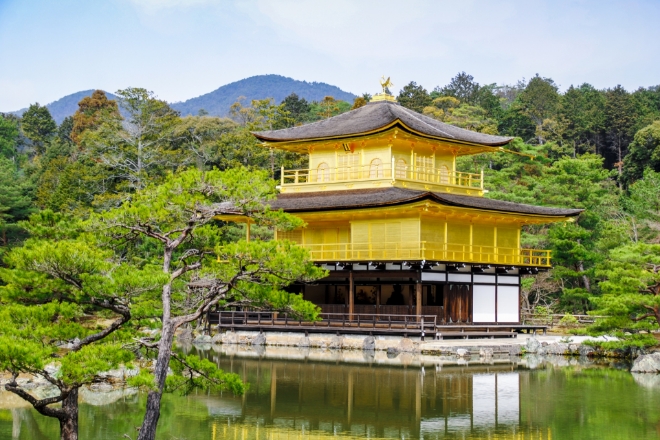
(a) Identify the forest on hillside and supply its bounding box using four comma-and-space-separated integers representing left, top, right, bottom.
1, 73, 660, 344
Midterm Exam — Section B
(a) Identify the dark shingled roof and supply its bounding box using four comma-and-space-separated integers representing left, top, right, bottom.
253, 100, 513, 146
269, 187, 583, 217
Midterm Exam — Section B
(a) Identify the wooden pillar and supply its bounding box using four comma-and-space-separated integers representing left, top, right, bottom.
349, 271, 354, 321
376, 284, 381, 316
245, 221, 251, 243
416, 283, 422, 321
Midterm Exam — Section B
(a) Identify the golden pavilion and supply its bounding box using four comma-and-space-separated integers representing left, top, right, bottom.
247, 87, 581, 326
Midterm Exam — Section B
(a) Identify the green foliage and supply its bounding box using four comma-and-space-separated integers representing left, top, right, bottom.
85, 87, 181, 197
309, 96, 349, 120
590, 243, 660, 331
518, 75, 560, 125
582, 333, 658, 350
558, 83, 605, 156
558, 313, 579, 328
622, 168, 660, 241
21, 103, 57, 155
0, 156, 33, 249
397, 81, 431, 113
0, 114, 19, 158
165, 354, 245, 395
279, 93, 311, 126
58, 116, 75, 146
622, 121, 660, 185
604, 85, 636, 164
423, 96, 498, 133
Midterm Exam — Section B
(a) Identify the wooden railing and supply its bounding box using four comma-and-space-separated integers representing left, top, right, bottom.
521, 313, 607, 327
280, 163, 483, 190
320, 304, 447, 324
301, 242, 552, 267
208, 310, 437, 336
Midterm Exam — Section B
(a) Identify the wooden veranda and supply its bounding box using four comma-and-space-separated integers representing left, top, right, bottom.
208, 310, 438, 338
206, 310, 546, 339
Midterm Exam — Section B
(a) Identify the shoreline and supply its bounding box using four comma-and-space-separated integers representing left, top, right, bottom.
184, 329, 622, 358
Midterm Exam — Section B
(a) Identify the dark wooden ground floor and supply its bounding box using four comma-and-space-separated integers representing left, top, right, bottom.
293, 266, 523, 325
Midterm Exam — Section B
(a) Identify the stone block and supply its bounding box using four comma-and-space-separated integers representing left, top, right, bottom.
362, 336, 376, 351
631, 353, 660, 373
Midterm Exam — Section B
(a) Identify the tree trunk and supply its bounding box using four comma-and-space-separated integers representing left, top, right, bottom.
59, 388, 78, 440
137, 322, 176, 440
576, 244, 591, 293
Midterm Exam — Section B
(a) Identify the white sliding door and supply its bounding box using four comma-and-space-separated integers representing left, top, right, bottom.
497, 285, 519, 322
473, 284, 495, 322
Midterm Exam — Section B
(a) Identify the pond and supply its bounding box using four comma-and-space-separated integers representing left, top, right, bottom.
1, 346, 659, 439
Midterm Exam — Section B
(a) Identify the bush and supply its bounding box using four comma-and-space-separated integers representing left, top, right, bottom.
568, 328, 589, 336
559, 313, 579, 328
583, 333, 658, 351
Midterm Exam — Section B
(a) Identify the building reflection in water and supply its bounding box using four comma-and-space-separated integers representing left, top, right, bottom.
201, 348, 549, 440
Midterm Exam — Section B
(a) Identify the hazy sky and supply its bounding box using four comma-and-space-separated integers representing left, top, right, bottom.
1, 0, 659, 111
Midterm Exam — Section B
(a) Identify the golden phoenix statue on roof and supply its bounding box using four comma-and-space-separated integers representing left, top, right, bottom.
380, 76, 393, 94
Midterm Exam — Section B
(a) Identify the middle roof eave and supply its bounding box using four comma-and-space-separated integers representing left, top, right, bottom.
269, 187, 583, 218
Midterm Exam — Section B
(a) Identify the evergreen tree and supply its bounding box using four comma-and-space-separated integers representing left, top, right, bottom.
436, 72, 481, 105
0, 211, 154, 440
397, 81, 431, 113
0, 157, 33, 248
57, 116, 75, 146
517, 75, 560, 144
21, 103, 57, 155
604, 85, 636, 172
280, 93, 311, 125
621, 121, 660, 185
70, 90, 120, 145
559, 84, 606, 157
81, 167, 324, 440
591, 242, 660, 331
0, 114, 19, 159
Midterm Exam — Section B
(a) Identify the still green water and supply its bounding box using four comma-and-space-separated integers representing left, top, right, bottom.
1, 346, 659, 440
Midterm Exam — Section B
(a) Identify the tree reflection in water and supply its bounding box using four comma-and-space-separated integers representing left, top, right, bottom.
2, 346, 660, 439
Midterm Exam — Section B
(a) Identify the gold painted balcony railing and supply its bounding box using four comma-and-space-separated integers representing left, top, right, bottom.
300, 242, 552, 267
279, 163, 483, 192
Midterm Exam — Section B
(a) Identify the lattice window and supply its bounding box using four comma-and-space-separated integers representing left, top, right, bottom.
395, 158, 407, 179
439, 165, 450, 184
369, 158, 383, 178
316, 162, 330, 182
277, 229, 303, 244
337, 153, 360, 180
413, 155, 433, 181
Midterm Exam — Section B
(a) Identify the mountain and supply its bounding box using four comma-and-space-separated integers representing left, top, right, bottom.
10, 90, 119, 124
171, 75, 356, 117
5, 75, 357, 124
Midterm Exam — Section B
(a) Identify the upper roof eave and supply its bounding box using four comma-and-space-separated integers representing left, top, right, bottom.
252, 100, 514, 148
253, 120, 513, 148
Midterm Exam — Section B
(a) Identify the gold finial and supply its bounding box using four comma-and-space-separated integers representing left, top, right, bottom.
380, 76, 393, 94
372, 76, 397, 103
